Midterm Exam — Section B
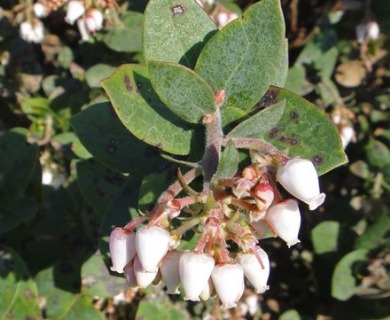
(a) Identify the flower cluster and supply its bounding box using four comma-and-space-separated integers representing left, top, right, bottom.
19, 0, 109, 43
109, 156, 325, 309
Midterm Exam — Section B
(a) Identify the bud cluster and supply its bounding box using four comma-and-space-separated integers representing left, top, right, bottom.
109, 156, 325, 308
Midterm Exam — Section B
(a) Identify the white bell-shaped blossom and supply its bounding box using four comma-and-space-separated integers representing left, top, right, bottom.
85, 9, 104, 33
133, 255, 158, 288
135, 225, 171, 272
251, 220, 269, 239
254, 183, 274, 212
276, 158, 325, 210
211, 263, 245, 309
200, 278, 215, 301
179, 252, 215, 301
160, 251, 182, 294
33, 3, 48, 18
109, 227, 136, 273
20, 20, 44, 43
238, 248, 270, 293
266, 199, 301, 247
340, 126, 356, 149
124, 261, 138, 289
65, 0, 85, 25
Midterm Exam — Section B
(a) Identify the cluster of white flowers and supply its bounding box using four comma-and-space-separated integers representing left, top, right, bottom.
109, 157, 325, 309
19, 0, 104, 43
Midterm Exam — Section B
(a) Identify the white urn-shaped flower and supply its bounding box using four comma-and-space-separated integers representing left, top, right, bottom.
211, 263, 245, 309
179, 252, 215, 301
276, 158, 325, 210
266, 199, 301, 247
238, 248, 270, 293
133, 255, 158, 288
109, 227, 136, 273
135, 225, 171, 272
65, 0, 85, 25
160, 251, 182, 294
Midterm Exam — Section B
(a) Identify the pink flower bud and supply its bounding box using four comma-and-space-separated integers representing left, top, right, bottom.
232, 177, 254, 199
276, 158, 325, 210
124, 262, 138, 289
179, 252, 215, 301
266, 199, 301, 247
238, 248, 270, 293
211, 263, 245, 309
135, 225, 171, 272
133, 255, 158, 288
160, 251, 182, 294
65, 1, 85, 25
109, 227, 136, 273
253, 183, 274, 214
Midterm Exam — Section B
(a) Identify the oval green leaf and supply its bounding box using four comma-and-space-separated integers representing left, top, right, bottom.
149, 61, 215, 124
102, 64, 194, 155
144, 0, 217, 68
195, 0, 287, 111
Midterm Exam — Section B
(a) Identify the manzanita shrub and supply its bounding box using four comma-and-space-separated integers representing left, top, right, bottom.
72, 0, 348, 309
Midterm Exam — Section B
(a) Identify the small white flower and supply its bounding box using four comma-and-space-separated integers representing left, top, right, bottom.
133, 255, 158, 288
109, 227, 136, 273
251, 220, 269, 239
238, 248, 270, 293
340, 126, 356, 149
276, 158, 325, 210
266, 199, 301, 247
211, 263, 245, 309
33, 3, 48, 18
179, 252, 215, 301
20, 20, 44, 43
160, 251, 182, 294
135, 225, 171, 272
367, 21, 380, 41
65, 0, 85, 25
124, 262, 138, 289
85, 9, 104, 33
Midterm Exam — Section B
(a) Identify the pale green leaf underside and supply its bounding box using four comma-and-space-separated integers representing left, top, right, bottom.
149, 61, 216, 124
195, 0, 287, 111
102, 64, 193, 155
144, 0, 217, 68
227, 100, 286, 139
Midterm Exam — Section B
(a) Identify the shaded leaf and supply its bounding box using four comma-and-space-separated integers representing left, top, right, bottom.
144, 0, 217, 68
331, 249, 368, 301
226, 100, 285, 139
355, 215, 390, 250
365, 139, 390, 169
72, 102, 162, 175
285, 65, 314, 96
136, 295, 190, 320
311, 221, 340, 255
195, 0, 287, 111
102, 64, 194, 155
85, 64, 116, 88
149, 61, 215, 124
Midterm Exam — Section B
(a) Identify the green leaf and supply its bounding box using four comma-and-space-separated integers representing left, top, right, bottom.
195, 0, 287, 111
279, 309, 302, 320
35, 267, 104, 320
0, 129, 40, 210
311, 221, 340, 255
226, 100, 286, 139
355, 215, 390, 250
331, 249, 368, 301
213, 140, 239, 181
0, 246, 40, 319
260, 87, 348, 175
85, 64, 116, 88
102, 64, 194, 155
72, 102, 162, 176
285, 65, 314, 96
144, 0, 217, 68
148, 61, 215, 124
76, 159, 127, 215
81, 251, 126, 297
365, 139, 390, 169
136, 295, 190, 320
102, 11, 143, 53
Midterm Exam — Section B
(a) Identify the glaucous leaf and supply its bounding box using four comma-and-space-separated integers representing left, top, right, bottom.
72, 102, 162, 175
136, 295, 190, 320
144, 0, 217, 68
195, 0, 287, 111
85, 64, 116, 88
102, 64, 194, 155
213, 140, 239, 181
311, 221, 340, 255
148, 61, 215, 124
354, 215, 390, 250
331, 249, 368, 301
